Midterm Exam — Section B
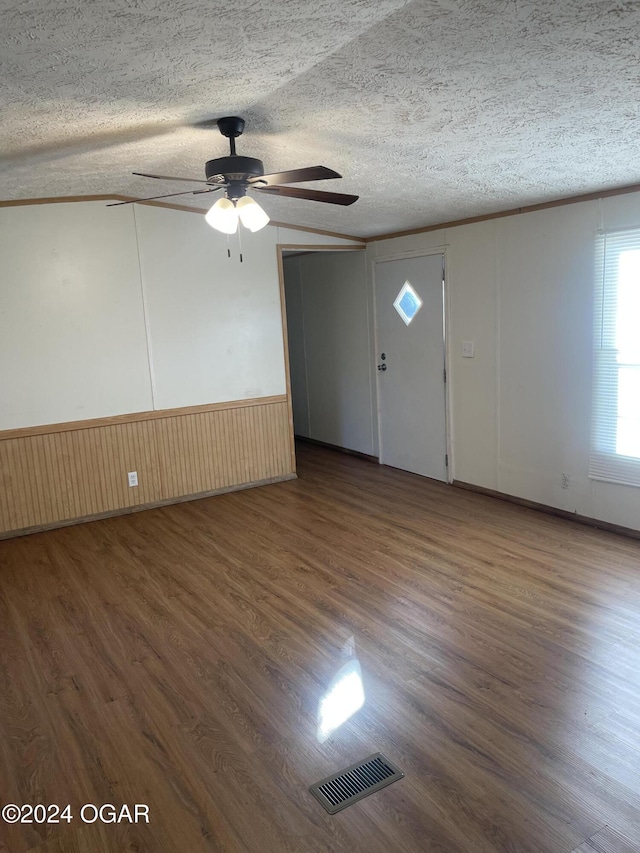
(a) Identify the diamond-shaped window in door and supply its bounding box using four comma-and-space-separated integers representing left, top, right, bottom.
393, 281, 423, 326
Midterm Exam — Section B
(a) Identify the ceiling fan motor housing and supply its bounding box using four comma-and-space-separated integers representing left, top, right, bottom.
205, 155, 264, 183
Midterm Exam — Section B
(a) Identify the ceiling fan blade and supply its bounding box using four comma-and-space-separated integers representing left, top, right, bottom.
106, 187, 221, 207
250, 166, 341, 187
133, 171, 216, 185
254, 186, 358, 206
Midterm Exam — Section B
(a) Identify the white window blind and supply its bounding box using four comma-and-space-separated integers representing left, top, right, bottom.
590, 229, 640, 487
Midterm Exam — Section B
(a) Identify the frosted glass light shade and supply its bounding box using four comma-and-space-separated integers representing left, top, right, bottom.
236, 196, 270, 232
205, 197, 238, 234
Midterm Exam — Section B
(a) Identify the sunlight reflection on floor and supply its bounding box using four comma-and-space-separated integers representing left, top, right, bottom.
317, 639, 365, 743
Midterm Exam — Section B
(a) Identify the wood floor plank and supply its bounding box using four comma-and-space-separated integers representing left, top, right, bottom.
573, 825, 640, 853
589, 825, 640, 852
1, 442, 640, 851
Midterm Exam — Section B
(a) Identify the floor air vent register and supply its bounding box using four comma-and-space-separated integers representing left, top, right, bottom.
309, 753, 404, 814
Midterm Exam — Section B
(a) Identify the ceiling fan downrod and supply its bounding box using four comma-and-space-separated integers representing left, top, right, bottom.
216, 116, 245, 156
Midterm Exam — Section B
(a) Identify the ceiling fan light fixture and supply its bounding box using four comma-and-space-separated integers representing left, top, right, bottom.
205, 197, 238, 234
236, 196, 270, 232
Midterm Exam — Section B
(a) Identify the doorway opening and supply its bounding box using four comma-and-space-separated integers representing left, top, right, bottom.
278, 245, 375, 462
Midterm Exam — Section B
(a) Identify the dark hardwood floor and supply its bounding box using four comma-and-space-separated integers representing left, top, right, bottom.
1, 443, 640, 852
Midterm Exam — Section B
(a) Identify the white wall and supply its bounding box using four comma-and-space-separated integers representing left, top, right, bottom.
135, 205, 286, 409
370, 191, 640, 531
0, 202, 362, 432
0, 203, 153, 428
5, 194, 637, 532
283, 250, 374, 455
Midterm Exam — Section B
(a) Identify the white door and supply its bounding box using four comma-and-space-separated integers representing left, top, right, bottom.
374, 254, 447, 480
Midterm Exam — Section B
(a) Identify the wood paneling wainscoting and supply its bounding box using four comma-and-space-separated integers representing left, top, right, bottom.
0, 396, 294, 538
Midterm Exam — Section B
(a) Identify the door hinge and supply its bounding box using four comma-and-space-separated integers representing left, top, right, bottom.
442, 266, 446, 283
445, 454, 449, 467
443, 368, 447, 383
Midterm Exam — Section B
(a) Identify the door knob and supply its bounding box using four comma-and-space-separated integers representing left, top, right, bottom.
377, 363, 387, 371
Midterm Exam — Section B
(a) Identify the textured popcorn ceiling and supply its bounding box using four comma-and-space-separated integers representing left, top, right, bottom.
2, 0, 640, 238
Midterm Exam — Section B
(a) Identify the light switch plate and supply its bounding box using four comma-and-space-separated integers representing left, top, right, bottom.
462, 341, 475, 358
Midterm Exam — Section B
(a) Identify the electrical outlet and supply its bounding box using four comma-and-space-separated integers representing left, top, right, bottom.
128, 471, 138, 487
561, 473, 569, 489
462, 341, 475, 358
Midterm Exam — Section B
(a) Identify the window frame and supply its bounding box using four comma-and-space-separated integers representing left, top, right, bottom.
589, 229, 640, 488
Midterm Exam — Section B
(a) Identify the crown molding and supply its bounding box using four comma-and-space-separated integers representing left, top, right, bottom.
0, 194, 365, 242
365, 181, 640, 242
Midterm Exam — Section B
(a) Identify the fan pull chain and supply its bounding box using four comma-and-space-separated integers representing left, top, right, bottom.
224, 227, 244, 262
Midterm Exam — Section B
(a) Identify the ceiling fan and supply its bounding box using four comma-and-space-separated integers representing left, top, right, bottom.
108, 116, 358, 233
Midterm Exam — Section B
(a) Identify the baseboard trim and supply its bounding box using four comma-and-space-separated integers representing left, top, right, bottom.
295, 435, 378, 463
452, 479, 640, 541
0, 473, 297, 541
